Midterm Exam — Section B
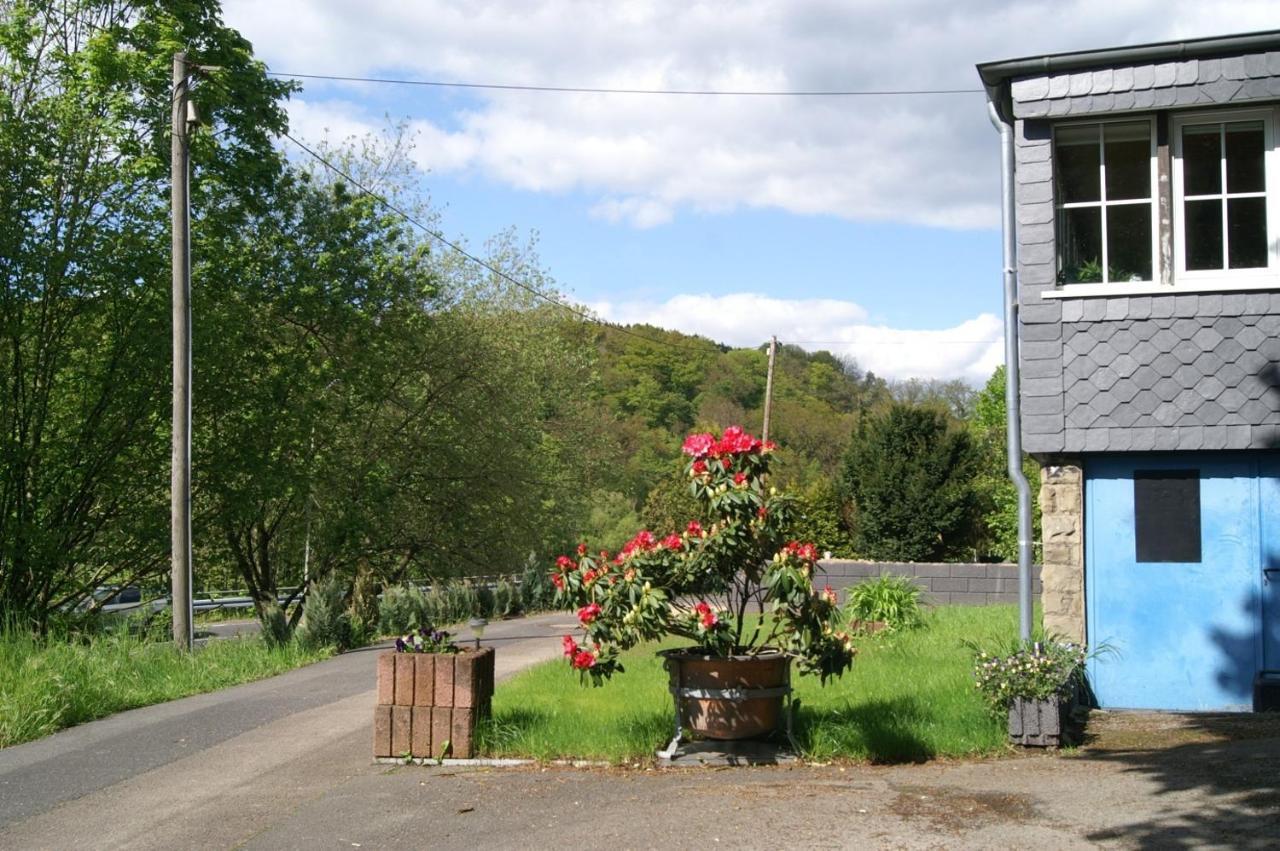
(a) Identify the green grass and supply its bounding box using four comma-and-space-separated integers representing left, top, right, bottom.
0, 628, 330, 748
480, 605, 1021, 764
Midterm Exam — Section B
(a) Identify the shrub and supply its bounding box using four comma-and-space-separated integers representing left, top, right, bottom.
378, 585, 428, 636
491, 579, 516, 618
296, 574, 353, 651
844, 574, 924, 632
519, 561, 557, 612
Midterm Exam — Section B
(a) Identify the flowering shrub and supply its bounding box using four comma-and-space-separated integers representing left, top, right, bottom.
395, 626, 459, 654
971, 639, 1086, 712
552, 426, 856, 685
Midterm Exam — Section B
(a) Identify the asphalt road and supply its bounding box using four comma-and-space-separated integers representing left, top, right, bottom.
0, 611, 573, 840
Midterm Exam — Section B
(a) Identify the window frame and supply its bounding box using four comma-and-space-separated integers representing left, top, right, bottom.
1171, 107, 1280, 287
1051, 115, 1160, 289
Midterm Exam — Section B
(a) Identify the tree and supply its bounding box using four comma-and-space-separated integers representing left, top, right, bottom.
0, 0, 292, 628
970, 366, 1042, 562
841, 402, 981, 562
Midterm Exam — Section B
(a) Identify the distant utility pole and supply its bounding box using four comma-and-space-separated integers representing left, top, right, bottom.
171, 50, 193, 651
762, 335, 777, 442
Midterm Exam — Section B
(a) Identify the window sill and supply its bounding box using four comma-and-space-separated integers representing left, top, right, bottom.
1040, 277, 1280, 298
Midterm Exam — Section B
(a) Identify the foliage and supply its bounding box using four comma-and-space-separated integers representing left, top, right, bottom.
790, 477, 856, 557
295, 574, 354, 651
638, 470, 705, 534
844, 574, 925, 632
480, 605, 1014, 763
581, 490, 643, 554
970, 367, 1042, 562
553, 427, 855, 685
519, 560, 560, 614
842, 403, 982, 562
0, 625, 328, 747
395, 626, 458, 654
967, 637, 1086, 714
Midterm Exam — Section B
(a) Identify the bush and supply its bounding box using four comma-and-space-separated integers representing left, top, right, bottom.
296, 574, 353, 651
378, 584, 429, 636
491, 579, 516, 618
844, 574, 924, 632
519, 561, 558, 612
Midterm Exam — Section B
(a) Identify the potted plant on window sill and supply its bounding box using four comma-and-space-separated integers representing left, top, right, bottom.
552, 427, 855, 752
969, 638, 1088, 748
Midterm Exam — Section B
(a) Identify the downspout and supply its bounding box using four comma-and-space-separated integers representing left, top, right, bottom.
987, 94, 1035, 642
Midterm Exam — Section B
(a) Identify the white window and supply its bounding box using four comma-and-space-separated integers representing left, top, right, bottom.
1054, 120, 1158, 286
1173, 109, 1280, 284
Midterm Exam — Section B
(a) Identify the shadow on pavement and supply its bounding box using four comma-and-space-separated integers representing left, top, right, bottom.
1080, 712, 1280, 849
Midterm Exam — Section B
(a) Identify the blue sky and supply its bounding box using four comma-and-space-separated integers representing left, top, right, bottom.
223, 0, 1279, 382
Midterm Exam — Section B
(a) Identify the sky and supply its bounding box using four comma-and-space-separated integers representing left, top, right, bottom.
222, 1, 1280, 383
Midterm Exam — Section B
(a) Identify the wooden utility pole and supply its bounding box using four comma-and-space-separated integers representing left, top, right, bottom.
171, 51, 193, 651
762, 335, 777, 442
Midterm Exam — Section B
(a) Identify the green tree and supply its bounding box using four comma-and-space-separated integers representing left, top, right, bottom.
0, 0, 292, 628
970, 366, 1041, 562
841, 403, 981, 562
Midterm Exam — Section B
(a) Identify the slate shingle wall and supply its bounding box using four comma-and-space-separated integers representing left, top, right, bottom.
1010, 52, 1280, 119
1010, 45, 1280, 454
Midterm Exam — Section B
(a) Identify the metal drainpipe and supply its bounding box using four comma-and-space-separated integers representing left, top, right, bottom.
988, 97, 1035, 642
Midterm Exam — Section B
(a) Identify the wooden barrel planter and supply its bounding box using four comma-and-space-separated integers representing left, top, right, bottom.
658, 648, 792, 745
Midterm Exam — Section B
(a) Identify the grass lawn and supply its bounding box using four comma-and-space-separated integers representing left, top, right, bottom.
479, 605, 1022, 764
0, 629, 330, 748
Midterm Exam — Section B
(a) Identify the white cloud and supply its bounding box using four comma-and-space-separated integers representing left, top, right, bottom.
591, 293, 1003, 382
226, 1, 1280, 228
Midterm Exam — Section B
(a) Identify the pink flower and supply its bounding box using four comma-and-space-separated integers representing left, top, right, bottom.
762, 440, 777, 452
662, 533, 683, 550
577, 542, 588, 556
578, 603, 601, 624
583, 569, 598, 585
681, 432, 716, 458
686, 520, 703, 536
562, 635, 578, 658
757, 505, 768, 519
571, 649, 597, 670
555, 555, 575, 571
691, 459, 707, 475
620, 529, 656, 558
693, 601, 718, 628
714, 426, 761, 456
733, 472, 747, 486
550, 573, 565, 591
822, 585, 838, 605
783, 541, 819, 563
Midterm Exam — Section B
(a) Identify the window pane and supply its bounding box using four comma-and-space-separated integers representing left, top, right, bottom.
1107, 204, 1153, 281
1105, 122, 1151, 200
1182, 125, 1222, 196
1185, 198, 1224, 270
1059, 206, 1103, 283
1226, 121, 1265, 194
1228, 197, 1268, 268
1056, 125, 1100, 203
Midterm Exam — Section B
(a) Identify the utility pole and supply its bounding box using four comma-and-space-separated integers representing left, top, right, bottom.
171, 51, 193, 651
762, 335, 777, 442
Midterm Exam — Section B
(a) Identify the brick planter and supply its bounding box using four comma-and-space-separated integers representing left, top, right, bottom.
373, 647, 495, 760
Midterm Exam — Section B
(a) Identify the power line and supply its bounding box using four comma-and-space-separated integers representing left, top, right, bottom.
280, 132, 712, 351
266, 70, 983, 97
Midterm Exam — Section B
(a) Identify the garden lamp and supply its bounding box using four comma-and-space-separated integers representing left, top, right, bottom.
468, 617, 488, 649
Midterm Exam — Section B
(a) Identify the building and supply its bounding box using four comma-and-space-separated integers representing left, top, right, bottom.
979, 32, 1280, 711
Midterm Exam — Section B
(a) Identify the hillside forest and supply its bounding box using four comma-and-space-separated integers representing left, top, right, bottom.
0, 1, 1039, 634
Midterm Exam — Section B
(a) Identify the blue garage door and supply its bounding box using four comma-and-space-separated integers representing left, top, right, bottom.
1086, 454, 1268, 711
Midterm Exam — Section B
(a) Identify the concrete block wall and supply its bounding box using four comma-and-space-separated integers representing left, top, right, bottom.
815, 560, 1043, 607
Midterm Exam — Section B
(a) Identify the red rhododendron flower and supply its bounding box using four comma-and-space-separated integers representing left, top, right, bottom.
733, 472, 747, 486
562, 635, 578, 658
721, 457, 732, 470
691, 459, 707, 475
662, 533, 683, 550
578, 602, 601, 624
686, 520, 703, 536
822, 585, 838, 605
783, 540, 819, 562
762, 440, 777, 452
555, 555, 575, 571
757, 505, 768, 519
583, 569, 597, 584
577, 542, 588, 556
681, 432, 716, 458
693, 601, 718, 628
550, 573, 565, 591
714, 426, 762, 456
571, 649, 597, 670
619, 529, 657, 558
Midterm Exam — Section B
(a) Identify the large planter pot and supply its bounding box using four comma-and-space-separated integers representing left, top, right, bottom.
659, 648, 791, 741
373, 647, 495, 760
